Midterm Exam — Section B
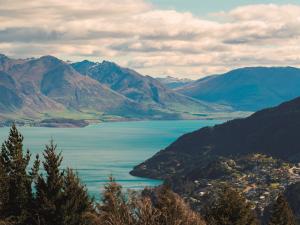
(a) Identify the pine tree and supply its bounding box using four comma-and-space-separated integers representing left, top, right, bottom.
0, 147, 9, 220
35, 140, 64, 225
205, 185, 258, 225
62, 168, 93, 225
0, 124, 37, 225
268, 194, 296, 225
30, 154, 40, 225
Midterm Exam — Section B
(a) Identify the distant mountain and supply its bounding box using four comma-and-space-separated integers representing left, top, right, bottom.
131, 96, 300, 179
0, 55, 175, 122
177, 67, 300, 111
71, 60, 96, 75
0, 54, 229, 125
156, 76, 193, 89
72, 60, 228, 115
0, 71, 23, 112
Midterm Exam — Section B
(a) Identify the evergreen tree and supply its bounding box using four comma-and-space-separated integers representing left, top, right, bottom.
0, 146, 9, 220
62, 168, 93, 225
205, 185, 258, 225
268, 194, 296, 225
35, 140, 64, 225
30, 154, 40, 225
0, 124, 37, 225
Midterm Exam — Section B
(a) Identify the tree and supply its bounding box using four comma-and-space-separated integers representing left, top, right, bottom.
151, 186, 206, 225
133, 195, 161, 225
0, 124, 38, 225
205, 185, 258, 225
268, 194, 296, 225
0, 146, 9, 220
62, 168, 93, 225
35, 140, 64, 225
98, 176, 134, 225
97, 179, 206, 225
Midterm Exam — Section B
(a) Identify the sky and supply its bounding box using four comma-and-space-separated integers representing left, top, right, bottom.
1, 0, 300, 79
150, 0, 300, 16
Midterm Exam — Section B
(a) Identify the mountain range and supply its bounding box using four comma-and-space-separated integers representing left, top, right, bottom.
2, 53, 300, 126
131, 96, 300, 179
0, 54, 144, 121
71, 60, 224, 114
0, 54, 228, 126
177, 67, 300, 111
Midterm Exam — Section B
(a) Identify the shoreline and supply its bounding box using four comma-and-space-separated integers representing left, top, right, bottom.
0, 111, 252, 128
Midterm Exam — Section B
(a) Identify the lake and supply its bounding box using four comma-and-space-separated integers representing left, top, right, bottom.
0, 120, 222, 199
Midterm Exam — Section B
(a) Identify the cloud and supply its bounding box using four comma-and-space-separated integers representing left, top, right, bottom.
0, 27, 64, 42
0, 1, 300, 79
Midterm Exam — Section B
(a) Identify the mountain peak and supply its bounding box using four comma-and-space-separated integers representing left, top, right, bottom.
98, 60, 124, 73
39, 55, 62, 64
101, 60, 119, 67
82, 59, 96, 64
71, 60, 98, 76
0, 53, 9, 60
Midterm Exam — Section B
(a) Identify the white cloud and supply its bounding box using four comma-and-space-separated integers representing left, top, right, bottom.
0, 1, 300, 79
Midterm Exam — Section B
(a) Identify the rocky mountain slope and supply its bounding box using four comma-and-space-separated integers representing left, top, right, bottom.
72, 60, 226, 114
0, 54, 172, 123
0, 54, 229, 125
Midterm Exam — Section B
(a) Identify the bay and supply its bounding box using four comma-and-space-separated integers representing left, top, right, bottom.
0, 120, 222, 198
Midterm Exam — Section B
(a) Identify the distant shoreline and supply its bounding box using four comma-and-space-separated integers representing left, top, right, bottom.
0, 111, 251, 128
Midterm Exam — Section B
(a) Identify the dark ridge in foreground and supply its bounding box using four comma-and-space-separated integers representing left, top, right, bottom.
131, 96, 300, 179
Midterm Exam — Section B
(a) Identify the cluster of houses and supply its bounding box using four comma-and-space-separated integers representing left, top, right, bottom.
185, 154, 300, 214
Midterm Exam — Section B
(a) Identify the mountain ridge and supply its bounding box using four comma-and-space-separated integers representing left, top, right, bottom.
0, 54, 230, 126
156, 76, 193, 89
71, 59, 229, 115
177, 66, 300, 111
130, 96, 300, 179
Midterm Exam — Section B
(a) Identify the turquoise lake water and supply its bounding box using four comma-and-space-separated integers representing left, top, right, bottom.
0, 120, 221, 198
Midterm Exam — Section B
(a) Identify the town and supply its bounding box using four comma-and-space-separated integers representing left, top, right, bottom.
181, 154, 300, 215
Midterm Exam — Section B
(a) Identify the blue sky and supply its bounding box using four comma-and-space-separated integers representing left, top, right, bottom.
1, 0, 300, 79
149, 0, 300, 16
